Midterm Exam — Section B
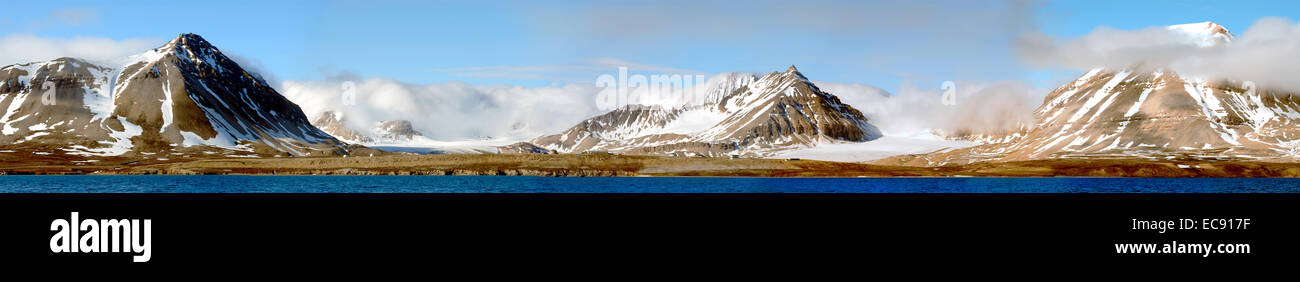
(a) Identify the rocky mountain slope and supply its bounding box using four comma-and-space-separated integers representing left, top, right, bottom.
0, 33, 347, 158
878, 22, 1300, 166
373, 120, 425, 143
311, 111, 373, 144
525, 66, 882, 157
310, 111, 429, 145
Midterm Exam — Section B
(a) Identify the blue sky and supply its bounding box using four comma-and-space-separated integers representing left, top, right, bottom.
2, 0, 1296, 93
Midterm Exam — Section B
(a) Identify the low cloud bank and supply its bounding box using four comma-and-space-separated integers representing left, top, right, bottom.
281, 78, 605, 141
1018, 17, 1300, 91
819, 81, 1044, 137
284, 72, 1047, 142
0, 34, 158, 67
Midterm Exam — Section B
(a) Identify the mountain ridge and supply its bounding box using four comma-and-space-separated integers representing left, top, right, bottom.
0, 33, 349, 158
875, 22, 1300, 166
524, 66, 882, 157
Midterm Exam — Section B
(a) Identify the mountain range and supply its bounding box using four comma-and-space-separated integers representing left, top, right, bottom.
311, 111, 428, 144
521, 66, 882, 157
310, 65, 884, 157
6, 22, 1298, 167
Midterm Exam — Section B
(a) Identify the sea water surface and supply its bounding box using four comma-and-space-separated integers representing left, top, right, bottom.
0, 175, 1297, 193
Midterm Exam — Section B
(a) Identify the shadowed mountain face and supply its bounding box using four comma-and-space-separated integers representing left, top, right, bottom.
528, 66, 882, 157
0, 34, 346, 157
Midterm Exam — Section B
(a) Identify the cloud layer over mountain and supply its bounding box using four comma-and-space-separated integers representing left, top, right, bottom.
281, 78, 606, 141
819, 80, 1044, 137
0, 34, 157, 67
1017, 17, 1300, 91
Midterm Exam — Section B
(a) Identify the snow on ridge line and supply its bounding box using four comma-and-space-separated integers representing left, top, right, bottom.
1067, 70, 1131, 123
1167, 22, 1234, 47
0, 34, 339, 156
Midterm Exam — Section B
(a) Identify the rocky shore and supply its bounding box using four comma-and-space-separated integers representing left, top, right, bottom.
6, 153, 1300, 177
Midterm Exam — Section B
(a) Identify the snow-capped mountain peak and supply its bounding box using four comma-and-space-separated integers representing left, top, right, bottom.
309, 112, 433, 145
528, 66, 881, 157
700, 72, 759, 106
312, 111, 373, 144
1168, 21, 1234, 47
892, 66, 1300, 165
373, 120, 425, 143
0, 33, 347, 157
784, 65, 810, 82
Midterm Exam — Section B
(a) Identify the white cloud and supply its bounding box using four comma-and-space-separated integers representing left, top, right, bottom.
47, 8, 100, 26
431, 57, 709, 83
528, 0, 1039, 44
287, 68, 1046, 143
818, 80, 1045, 137
282, 68, 731, 142
0, 34, 159, 67
523, 0, 1041, 81
281, 78, 607, 141
12, 7, 103, 32
1017, 17, 1300, 91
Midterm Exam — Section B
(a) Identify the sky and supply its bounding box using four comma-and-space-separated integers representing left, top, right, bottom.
5, 0, 1293, 91
3, 0, 1298, 140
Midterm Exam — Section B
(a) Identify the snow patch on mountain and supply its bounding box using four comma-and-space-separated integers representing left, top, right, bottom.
1168, 22, 1234, 47
65, 117, 142, 156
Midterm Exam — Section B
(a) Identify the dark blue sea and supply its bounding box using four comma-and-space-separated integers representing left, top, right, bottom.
0, 175, 1297, 193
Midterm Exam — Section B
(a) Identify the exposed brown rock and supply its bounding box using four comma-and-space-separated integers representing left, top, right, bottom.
312, 111, 373, 143
531, 66, 881, 157
886, 67, 1300, 166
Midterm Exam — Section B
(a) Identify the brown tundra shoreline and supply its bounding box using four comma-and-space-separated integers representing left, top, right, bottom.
5, 153, 1300, 177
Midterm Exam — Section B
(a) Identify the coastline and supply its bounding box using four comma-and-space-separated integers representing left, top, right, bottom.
5, 153, 1300, 178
